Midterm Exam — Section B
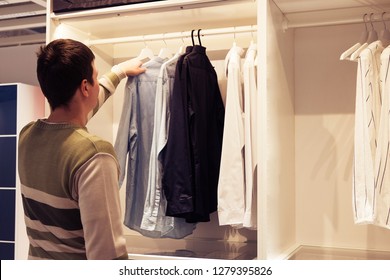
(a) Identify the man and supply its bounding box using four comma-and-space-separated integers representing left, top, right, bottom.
18, 38, 145, 259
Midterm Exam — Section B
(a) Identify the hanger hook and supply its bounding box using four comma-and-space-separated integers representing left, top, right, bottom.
142, 35, 147, 47
162, 33, 167, 46
363, 13, 368, 32
191, 29, 195, 46
197, 29, 202, 46
369, 13, 375, 31
382, 12, 388, 30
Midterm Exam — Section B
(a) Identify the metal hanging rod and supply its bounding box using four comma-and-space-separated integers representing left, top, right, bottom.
86, 25, 257, 46
284, 10, 390, 29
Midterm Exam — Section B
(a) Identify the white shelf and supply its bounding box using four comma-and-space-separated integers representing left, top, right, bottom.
51, 0, 255, 20
50, 0, 257, 39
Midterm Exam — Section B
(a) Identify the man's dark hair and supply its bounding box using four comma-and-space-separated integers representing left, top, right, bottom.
36, 39, 95, 110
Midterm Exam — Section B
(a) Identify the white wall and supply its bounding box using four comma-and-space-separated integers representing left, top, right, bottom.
295, 23, 390, 250
0, 44, 41, 86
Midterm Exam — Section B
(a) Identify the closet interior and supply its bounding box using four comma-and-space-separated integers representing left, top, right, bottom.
39, 0, 390, 260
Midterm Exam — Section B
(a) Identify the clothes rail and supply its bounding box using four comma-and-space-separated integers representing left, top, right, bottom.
284, 10, 390, 30
85, 25, 257, 46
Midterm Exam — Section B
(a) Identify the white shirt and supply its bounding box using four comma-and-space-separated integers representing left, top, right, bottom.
243, 42, 258, 229
218, 44, 246, 226
373, 45, 390, 229
353, 40, 384, 224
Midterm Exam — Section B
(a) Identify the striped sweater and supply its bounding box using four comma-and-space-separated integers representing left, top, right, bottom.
17, 71, 128, 259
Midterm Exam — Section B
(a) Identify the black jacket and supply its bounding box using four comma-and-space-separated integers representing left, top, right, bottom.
162, 45, 225, 223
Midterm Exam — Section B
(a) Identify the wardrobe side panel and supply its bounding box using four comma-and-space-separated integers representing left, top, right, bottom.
260, 0, 296, 259
257, 0, 267, 260
295, 23, 390, 251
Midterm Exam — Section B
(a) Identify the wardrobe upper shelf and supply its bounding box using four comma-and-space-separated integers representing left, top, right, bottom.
50, 0, 257, 38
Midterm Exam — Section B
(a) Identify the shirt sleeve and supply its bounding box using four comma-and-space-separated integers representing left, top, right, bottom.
87, 71, 123, 121
73, 153, 128, 260
114, 77, 136, 188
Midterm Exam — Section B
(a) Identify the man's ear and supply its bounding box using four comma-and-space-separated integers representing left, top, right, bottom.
80, 79, 89, 97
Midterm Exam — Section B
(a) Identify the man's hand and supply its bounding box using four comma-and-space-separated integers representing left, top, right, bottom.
117, 59, 146, 76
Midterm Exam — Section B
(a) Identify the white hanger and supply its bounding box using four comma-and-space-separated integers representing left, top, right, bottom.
349, 43, 368, 61
340, 14, 368, 60
136, 37, 154, 62
350, 13, 378, 61
379, 12, 390, 47
224, 31, 237, 78
177, 45, 186, 55
176, 32, 186, 56
245, 40, 257, 60
158, 47, 173, 59
158, 35, 173, 59
248, 39, 256, 51
224, 30, 245, 78
248, 27, 258, 66
245, 40, 257, 69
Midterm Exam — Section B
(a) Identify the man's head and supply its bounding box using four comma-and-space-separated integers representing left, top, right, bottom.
36, 39, 95, 110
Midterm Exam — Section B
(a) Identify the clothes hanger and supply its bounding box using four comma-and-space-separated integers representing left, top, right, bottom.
177, 31, 186, 55
350, 13, 378, 61
158, 34, 173, 59
197, 29, 202, 46
248, 25, 256, 49
340, 13, 368, 60
224, 28, 244, 78
366, 13, 379, 43
248, 26, 258, 66
247, 26, 257, 63
191, 29, 196, 46
246, 30, 257, 59
189, 29, 203, 46
245, 39, 257, 68
136, 37, 154, 62
232, 26, 237, 48
379, 12, 390, 47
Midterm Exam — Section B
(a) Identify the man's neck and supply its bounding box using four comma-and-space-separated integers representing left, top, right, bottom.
47, 107, 87, 127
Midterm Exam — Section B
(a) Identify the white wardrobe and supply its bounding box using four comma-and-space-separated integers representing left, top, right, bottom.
45, 0, 390, 260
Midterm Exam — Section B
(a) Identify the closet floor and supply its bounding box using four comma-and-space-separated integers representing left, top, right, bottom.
124, 235, 257, 260
289, 246, 390, 260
